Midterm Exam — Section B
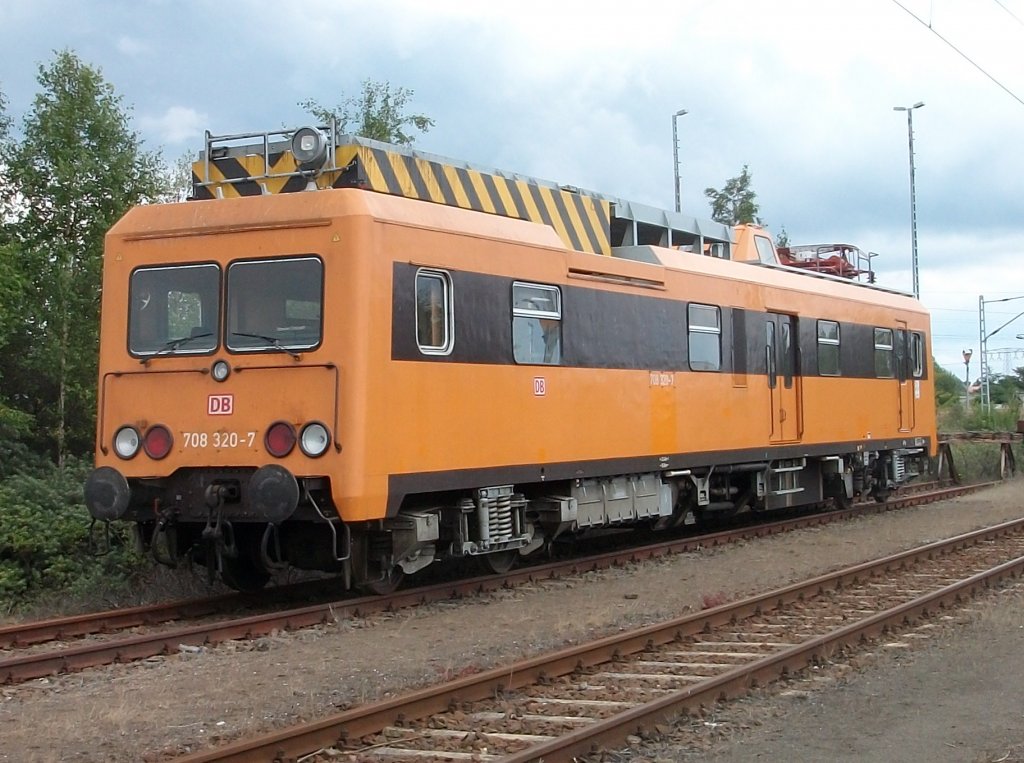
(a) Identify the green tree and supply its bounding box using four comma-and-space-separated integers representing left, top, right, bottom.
0, 87, 34, 441
161, 150, 196, 204
300, 78, 434, 145
989, 373, 1024, 407
1012, 366, 1024, 392
704, 165, 762, 225
934, 361, 966, 409
0, 50, 166, 464
775, 225, 790, 248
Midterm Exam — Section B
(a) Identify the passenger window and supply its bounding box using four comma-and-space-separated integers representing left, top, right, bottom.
512, 282, 561, 365
911, 332, 925, 378
817, 320, 840, 376
688, 303, 721, 371
874, 328, 895, 378
415, 269, 453, 355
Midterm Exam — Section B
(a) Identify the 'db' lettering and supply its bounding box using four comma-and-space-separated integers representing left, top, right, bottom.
208, 394, 233, 415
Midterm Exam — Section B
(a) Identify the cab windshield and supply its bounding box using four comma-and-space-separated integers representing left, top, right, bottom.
128, 263, 220, 356
226, 257, 323, 352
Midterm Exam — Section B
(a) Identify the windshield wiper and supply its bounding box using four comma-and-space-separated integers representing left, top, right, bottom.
229, 332, 301, 359
140, 332, 214, 364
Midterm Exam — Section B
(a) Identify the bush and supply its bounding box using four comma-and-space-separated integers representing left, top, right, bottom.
938, 400, 1022, 434
0, 439, 51, 480
936, 394, 1022, 483
0, 456, 144, 612
944, 441, 1020, 483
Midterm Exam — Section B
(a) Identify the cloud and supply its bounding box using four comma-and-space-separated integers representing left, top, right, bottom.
139, 105, 207, 146
3, 0, 1022, 379
116, 36, 149, 57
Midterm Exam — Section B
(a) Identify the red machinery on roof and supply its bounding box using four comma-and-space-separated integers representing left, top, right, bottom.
777, 243, 876, 282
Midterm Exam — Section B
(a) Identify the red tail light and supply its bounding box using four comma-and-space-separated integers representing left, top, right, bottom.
143, 425, 173, 460
265, 421, 296, 458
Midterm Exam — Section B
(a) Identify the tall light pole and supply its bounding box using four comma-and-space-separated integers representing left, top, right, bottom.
962, 348, 973, 408
672, 109, 688, 213
894, 102, 924, 299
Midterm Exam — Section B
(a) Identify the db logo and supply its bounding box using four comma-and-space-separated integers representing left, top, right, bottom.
533, 377, 546, 397
208, 394, 233, 415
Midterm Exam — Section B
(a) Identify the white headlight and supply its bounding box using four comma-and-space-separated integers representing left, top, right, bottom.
211, 360, 231, 382
114, 426, 141, 459
299, 422, 330, 457
291, 127, 328, 171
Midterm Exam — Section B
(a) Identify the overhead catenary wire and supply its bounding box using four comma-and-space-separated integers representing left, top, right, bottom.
992, 0, 1024, 28
890, 0, 1024, 108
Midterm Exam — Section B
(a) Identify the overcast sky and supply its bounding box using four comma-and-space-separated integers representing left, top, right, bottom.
3, 0, 1024, 378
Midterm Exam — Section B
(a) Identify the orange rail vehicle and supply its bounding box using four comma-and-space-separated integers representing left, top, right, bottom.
84, 125, 936, 591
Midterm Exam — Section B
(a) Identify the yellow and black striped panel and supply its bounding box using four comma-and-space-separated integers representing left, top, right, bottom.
191, 150, 315, 197
192, 142, 611, 255
336, 146, 610, 255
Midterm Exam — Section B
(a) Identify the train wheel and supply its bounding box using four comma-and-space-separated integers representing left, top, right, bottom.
220, 555, 271, 592
360, 566, 405, 596
479, 550, 518, 575
825, 476, 853, 510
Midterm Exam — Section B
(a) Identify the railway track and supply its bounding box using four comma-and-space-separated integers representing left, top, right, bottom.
0, 481, 982, 685
0, 577, 341, 650
173, 512, 1024, 763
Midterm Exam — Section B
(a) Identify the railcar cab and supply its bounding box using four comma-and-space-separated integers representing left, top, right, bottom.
88, 241, 334, 590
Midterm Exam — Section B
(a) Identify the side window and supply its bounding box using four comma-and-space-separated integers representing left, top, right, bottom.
874, 327, 895, 378
415, 269, 453, 355
895, 329, 908, 382
817, 320, 841, 376
512, 282, 561, 364
731, 308, 747, 375
688, 303, 721, 371
754, 236, 776, 264
780, 317, 794, 388
911, 332, 925, 378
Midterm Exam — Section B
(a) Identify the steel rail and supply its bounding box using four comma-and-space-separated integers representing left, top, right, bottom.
0, 578, 343, 649
169, 512, 1024, 763
0, 482, 986, 685
0, 592, 241, 649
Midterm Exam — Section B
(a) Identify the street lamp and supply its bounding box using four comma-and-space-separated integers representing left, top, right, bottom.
962, 348, 973, 407
672, 109, 688, 213
894, 102, 924, 299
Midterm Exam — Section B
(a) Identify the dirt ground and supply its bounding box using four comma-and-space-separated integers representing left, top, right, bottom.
1, 479, 1022, 762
